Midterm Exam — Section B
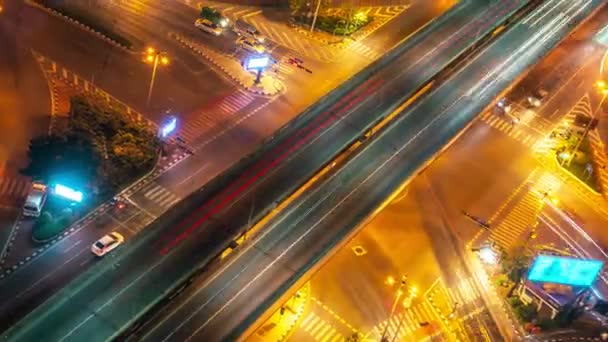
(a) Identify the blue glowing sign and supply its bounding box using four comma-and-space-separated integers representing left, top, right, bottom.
54, 184, 83, 203
246, 56, 269, 70
160, 116, 177, 138
528, 255, 603, 287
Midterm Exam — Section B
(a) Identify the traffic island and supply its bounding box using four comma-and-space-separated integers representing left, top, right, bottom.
171, 33, 284, 97
21, 95, 160, 242
246, 282, 310, 342
555, 135, 602, 194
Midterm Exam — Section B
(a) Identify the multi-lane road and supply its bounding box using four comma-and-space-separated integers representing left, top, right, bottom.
0, 0, 445, 331
1, 0, 533, 340
125, 0, 604, 341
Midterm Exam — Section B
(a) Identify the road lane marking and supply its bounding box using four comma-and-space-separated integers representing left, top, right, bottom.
59, 253, 171, 341
181, 88, 468, 338
150, 186, 340, 341
63, 240, 82, 254
170, 11, 510, 331
176, 162, 209, 186
108, 214, 137, 235
14, 247, 88, 300
44, 3, 528, 339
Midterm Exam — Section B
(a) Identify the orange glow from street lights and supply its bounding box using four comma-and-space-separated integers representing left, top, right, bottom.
147, 47, 155, 54
160, 56, 169, 65
146, 55, 154, 63
385, 276, 395, 286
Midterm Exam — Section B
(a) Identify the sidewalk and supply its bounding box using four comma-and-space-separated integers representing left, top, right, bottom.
246, 282, 310, 342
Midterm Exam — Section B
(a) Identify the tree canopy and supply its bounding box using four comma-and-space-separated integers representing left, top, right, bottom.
22, 95, 159, 197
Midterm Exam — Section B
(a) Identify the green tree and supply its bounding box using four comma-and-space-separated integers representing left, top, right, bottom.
289, 0, 308, 15
21, 133, 99, 184
200, 7, 222, 24
501, 245, 531, 283
290, 0, 331, 17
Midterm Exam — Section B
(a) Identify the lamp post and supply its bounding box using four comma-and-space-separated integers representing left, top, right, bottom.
601, 48, 608, 80
390, 285, 418, 342
380, 275, 407, 342
567, 80, 608, 167
309, 0, 321, 33
144, 47, 169, 108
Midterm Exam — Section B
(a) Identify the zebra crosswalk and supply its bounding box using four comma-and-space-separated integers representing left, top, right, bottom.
347, 41, 381, 60
139, 182, 181, 209
0, 176, 31, 204
478, 111, 538, 147
488, 172, 561, 250
180, 91, 257, 143
371, 301, 438, 341
299, 311, 347, 342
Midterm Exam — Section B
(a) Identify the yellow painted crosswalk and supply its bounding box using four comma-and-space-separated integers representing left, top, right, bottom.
299, 312, 346, 341
0, 176, 31, 204
489, 172, 561, 250
479, 111, 538, 146
371, 301, 438, 342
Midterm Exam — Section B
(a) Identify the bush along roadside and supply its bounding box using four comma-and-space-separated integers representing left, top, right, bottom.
24, 95, 159, 242
33, 0, 132, 49
554, 133, 602, 193
294, 13, 373, 36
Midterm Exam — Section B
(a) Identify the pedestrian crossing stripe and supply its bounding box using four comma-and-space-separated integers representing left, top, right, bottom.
488, 172, 560, 250
217, 91, 255, 113
177, 91, 258, 143
479, 111, 538, 146
489, 192, 542, 250
372, 301, 438, 341
300, 312, 344, 341
141, 183, 181, 208
0, 177, 31, 200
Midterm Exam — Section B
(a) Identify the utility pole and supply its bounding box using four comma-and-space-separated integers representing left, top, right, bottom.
309, 0, 321, 32
381, 275, 407, 342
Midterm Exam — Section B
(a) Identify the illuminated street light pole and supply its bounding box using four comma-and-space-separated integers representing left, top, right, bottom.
144, 47, 169, 108
601, 48, 608, 80
567, 81, 608, 167
381, 275, 407, 342
391, 285, 418, 342
309, 0, 321, 33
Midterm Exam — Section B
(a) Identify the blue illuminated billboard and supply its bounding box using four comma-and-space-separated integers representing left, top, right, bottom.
160, 116, 177, 138
528, 255, 603, 287
245, 56, 269, 70
54, 184, 83, 203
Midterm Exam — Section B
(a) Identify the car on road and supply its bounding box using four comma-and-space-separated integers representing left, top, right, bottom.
195, 18, 222, 36
495, 97, 512, 114
234, 19, 265, 43
23, 183, 47, 218
526, 88, 548, 107
91, 232, 124, 257
237, 36, 265, 54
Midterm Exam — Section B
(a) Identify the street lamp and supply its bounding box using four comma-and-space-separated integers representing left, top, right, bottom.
380, 275, 407, 342
390, 285, 418, 342
144, 47, 169, 108
601, 49, 608, 80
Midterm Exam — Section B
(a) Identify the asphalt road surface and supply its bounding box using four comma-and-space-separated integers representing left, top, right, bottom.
0, 0, 452, 334
0, 0, 530, 339
129, 0, 604, 341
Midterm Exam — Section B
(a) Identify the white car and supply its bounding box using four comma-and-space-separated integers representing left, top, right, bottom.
92, 232, 124, 257
237, 37, 265, 54
195, 18, 222, 36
